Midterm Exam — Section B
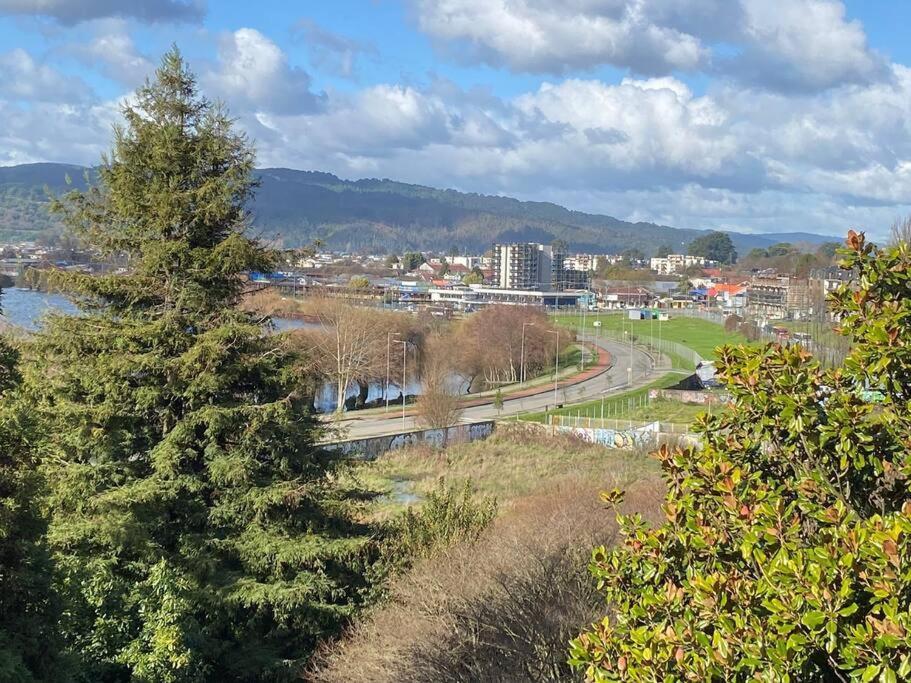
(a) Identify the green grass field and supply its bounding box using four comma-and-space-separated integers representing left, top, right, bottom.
521, 372, 685, 424
553, 312, 746, 359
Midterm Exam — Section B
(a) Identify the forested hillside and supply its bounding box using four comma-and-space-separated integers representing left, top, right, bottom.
0, 163, 836, 253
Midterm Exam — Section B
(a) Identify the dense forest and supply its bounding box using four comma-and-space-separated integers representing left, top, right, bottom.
0, 163, 834, 254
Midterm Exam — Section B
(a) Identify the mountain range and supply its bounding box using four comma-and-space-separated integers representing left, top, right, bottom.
0, 163, 838, 255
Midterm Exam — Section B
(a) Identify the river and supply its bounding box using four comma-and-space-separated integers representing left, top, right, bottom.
0, 288, 467, 413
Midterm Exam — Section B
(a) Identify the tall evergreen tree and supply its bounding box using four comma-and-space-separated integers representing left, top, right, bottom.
0, 323, 67, 682
26, 49, 367, 681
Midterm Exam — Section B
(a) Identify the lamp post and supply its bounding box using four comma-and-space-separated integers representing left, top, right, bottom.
549, 329, 560, 408
581, 295, 588, 370
625, 329, 632, 387
395, 339, 409, 431
385, 331, 400, 412
520, 321, 535, 384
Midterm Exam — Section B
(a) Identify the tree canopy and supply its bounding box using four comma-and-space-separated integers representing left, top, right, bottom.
571, 231, 911, 681
29, 48, 368, 681
688, 231, 737, 264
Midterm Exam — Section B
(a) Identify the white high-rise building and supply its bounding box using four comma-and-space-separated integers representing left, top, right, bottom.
493, 243, 566, 291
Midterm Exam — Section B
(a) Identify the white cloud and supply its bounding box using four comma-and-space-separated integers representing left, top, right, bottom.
0, 97, 119, 165
0, 48, 91, 102
203, 28, 323, 115
412, 0, 885, 92
0, 0, 205, 24
731, 0, 885, 91
413, 0, 707, 74
294, 18, 377, 79
66, 20, 154, 86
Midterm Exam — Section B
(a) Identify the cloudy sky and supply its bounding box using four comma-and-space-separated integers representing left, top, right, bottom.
0, 0, 910, 238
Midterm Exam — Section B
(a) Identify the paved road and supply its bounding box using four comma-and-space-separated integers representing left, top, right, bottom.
328, 335, 659, 441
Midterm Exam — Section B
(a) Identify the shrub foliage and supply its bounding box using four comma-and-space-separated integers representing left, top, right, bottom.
572, 231, 911, 681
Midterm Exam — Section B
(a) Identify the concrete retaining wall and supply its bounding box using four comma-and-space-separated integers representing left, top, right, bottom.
329, 421, 495, 460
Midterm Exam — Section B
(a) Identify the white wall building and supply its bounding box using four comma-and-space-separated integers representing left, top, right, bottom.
649, 254, 708, 275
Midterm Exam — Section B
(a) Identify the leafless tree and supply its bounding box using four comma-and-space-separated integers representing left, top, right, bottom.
297, 296, 410, 413
416, 332, 462, 429
890, 215, 911, 248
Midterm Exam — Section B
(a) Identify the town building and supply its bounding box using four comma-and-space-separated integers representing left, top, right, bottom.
747, 275, 810, 320
429, 285, 590, 310
709, 283, 748, 315
649, 254, 709, 275
562, 253, 623, 272
493, 242, 568, 291
599, 286, 655, 310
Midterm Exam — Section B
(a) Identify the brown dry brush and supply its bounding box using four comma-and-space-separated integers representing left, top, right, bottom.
308, 476, 664, 683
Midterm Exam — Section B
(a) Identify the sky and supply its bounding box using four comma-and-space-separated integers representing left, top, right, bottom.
1, 1, 911, 239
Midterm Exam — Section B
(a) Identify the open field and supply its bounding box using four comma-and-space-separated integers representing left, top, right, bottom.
553, 312, 747, 359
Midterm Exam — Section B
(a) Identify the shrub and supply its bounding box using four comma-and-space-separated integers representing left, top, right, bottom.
311, 478, 663, 683
571, 232, 911, 681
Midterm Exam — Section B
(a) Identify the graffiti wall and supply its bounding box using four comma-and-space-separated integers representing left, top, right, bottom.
329, 421, 495, 460
556, 421, 660, 449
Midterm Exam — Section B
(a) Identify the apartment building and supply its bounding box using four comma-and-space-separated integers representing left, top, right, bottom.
649, 254, 708, 275
747, 275, 810, 320
493, 242, 569, 291
562, 253, 623, 272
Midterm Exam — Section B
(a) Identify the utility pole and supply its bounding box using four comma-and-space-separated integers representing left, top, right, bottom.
395, 339, 409, 431
385, 331, 400, 412
520, 321, 535, 384
581, 296, 587, 370
549, 329, 560, 408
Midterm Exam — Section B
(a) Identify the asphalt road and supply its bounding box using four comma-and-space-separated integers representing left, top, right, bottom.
329, 335, 659, 442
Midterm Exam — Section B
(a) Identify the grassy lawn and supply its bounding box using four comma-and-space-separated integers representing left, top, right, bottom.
619, 397, 722, 423
553, 312, 746, 359
350, 424, 658, 520
521, 372, 685, 424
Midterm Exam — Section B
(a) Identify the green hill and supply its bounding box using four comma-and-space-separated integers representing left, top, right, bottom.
0, 163, 837, 253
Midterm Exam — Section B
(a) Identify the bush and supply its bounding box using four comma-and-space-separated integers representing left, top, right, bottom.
571, 232, 911, 681
310, 478, 663, 683
381, 478, 497, 570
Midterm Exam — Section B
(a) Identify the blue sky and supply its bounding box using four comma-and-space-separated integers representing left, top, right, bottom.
1, 0, 910, 239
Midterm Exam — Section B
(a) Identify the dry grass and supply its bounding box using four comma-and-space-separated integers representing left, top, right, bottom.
309, 427, 664, 682
357, 423, 657, 517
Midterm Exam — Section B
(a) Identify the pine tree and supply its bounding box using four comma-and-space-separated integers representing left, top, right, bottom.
27, 48, 367, 681
0, 329, 68, 682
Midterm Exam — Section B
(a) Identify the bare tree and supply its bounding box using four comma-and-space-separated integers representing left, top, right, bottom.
890, 215, 911, 247
416, 332, 462, 429
452, 307, 569, 392
299, 296, 408, 413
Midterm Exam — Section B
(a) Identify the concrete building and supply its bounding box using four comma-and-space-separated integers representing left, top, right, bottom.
599, 286, 655, 310
649, 254, 708, 275
562, 253, 623, 272
429, 285, 589, 310
493, 243, 567, 291
747, 275, 810, 320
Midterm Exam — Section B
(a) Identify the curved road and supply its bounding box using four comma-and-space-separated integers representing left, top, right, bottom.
331, 335, 658, 441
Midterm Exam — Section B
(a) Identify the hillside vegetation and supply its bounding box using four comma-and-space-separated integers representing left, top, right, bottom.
0, 163, 835, 253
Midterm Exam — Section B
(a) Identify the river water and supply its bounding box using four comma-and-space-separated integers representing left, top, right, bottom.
0, 288, 466, 413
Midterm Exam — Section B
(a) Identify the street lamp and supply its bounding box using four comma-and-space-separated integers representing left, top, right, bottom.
520, 321, 536, 384
385, 331, 400, 412
624, 329, 632, 387
394, 339, 410, 431
548, 329, 560, 408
